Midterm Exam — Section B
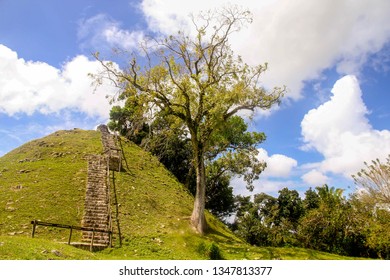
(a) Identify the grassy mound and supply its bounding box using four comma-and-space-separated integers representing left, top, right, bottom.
0, 129, 363, 260
0, 129, 102, 241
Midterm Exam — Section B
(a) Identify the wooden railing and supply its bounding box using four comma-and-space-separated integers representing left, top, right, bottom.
30, 220, 113, 251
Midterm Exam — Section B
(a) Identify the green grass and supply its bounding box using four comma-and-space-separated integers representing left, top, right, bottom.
0, 234, 361, 260
0, 128, 364, 260
0, 129, 102, 241
0, 236, 99, 260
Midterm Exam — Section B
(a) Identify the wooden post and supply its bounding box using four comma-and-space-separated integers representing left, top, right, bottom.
90, 230, 95, 252
68, 227, 73, 245
31, 220, 37, 238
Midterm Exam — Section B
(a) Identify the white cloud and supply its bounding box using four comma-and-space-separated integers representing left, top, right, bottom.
230, 148, 297, 196
301, 75, 390, 177
257, 148, 297, 178
76, 1, 390, 103
232, 176, 294, 197
139, 0, 390, 99
0, 44, 117, 119
140, 0, 195, 34
301, 169, 329, 186
78, 14, 145, 52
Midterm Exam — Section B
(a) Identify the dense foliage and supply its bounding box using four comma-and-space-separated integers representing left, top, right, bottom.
232, 185, 390, 259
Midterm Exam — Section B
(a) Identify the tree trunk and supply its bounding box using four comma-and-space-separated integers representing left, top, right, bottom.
191, 146, 207, 234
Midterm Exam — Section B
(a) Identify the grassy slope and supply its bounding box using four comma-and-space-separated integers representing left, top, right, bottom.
0, 129, 102, 242
0, 129, 361, 260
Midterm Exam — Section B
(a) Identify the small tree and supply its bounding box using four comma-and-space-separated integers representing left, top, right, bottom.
92, 6, 284, 233
276, 187, 304, 229
303, 187, 320, 210
352, 155, 390, 204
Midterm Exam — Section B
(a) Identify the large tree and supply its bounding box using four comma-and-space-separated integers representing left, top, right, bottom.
92, 7, 284, 233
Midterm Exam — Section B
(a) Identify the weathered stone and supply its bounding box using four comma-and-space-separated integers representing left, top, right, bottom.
11, 185, 23, 191
51, 152, 64, 158
97, 124, 121, 171
81, 154, 110, 246
51, 250, 62, 257
38, 141, 46, 147
109, 155, 121, 172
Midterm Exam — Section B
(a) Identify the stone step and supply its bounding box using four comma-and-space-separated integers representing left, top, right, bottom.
83, 220, 109, 225
83, 213, 108, 217
82, 232, 110, 237
85, 204, 108, 208
83, 217, 109, 222
83, 214, 108, 218
83, 218, 109, 223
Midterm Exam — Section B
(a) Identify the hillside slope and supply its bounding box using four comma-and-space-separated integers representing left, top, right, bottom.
0, 128, 237, 259
0, 129, 102, 240
0, 128, 361, 260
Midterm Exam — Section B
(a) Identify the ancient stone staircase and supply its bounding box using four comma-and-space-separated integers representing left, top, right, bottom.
81, 125, 121, 247
81, 154, 110, 246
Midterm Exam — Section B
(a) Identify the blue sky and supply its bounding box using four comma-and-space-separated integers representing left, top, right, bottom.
1, 0, 389, 197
